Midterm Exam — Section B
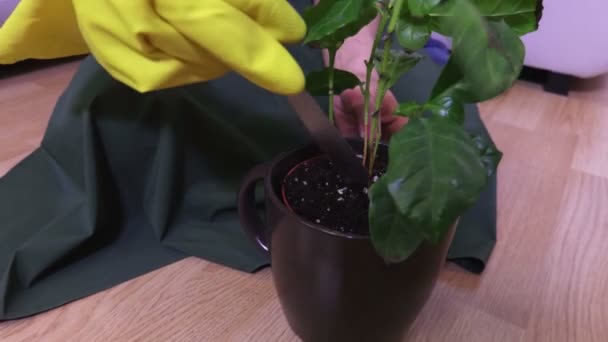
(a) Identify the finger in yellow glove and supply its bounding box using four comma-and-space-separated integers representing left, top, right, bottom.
0, 0, 88, 64
72, 0, 307, 95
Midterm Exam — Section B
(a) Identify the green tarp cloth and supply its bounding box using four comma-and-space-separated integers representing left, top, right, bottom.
0, 1, 497, 321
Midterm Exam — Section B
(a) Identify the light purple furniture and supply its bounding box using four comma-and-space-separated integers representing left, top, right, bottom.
522, 0, 608, 79
434, 0, 608, 81
0, 0, 19, 26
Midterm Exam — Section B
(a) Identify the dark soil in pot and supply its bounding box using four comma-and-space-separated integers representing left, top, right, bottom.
281, 154, 387, 235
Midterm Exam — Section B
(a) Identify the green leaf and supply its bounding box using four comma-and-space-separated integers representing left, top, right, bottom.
305, 68, 361, 96
471, 0, 543, 35
395, 101, 424, 117
430, 0, 543, 36
375, 49, 424, 91
387, 0, 406, 32
369, 175, 425, 263
425, 96, 465, 125
384, 116, 488, 243
429, 56, 466, 99
408, 0, 441, 17
396, 17, 431, 50
302, 0, 378, 48
430, 0, 525, 103
470, 133, 503, 176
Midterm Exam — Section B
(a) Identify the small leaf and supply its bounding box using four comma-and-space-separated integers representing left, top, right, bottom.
305, 69, 361, 96
369, 175, 425, 263
430, 0, 525, 103
408, 0, 442, 17
425, 96, 465, 125
396, 17, 431, 50
429, 0, 543, 35
469, 133, 503, 177
375, 49, 423, 91
303, 0, 378, 48
385, 116, 488, 243
395, 101, 424, 117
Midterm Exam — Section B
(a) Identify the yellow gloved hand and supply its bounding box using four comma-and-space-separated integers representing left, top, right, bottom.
0, 0, 88, 64
72, 0, 308, 95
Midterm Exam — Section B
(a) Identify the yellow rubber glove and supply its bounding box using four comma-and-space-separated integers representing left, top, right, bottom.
72, 0, 307, 95
0, 0, 88, 64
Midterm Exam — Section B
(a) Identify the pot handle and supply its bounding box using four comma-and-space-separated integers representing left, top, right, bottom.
237, 162, 271, 256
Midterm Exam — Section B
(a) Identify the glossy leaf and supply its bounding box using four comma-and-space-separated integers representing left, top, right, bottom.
470, 0, 543, 35
430, 0, 543, 36
396, 17, 431, 50
305, 68, 361, 96
384, 116, 487, 243
429, 56, 466, 100
302, 0, 377, 48
425, 96, 465, 125
375, 49, 424, 91
430, 0, 525, 103
408, 0, 441, 17
369, 176, 425, 262
395, 101, 424, 117
470, 133, 503, 176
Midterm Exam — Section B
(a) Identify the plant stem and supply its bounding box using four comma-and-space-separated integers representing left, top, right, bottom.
368, 38, 392, 174
327, 48, 337, 125
387, 0, 405, 33
368, 94, 383, 173
363, 14, 389, 169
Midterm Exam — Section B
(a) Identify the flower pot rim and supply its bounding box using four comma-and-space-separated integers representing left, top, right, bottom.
267, 139, 373, 241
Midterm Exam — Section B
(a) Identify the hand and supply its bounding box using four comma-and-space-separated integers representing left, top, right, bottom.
72, 0, 307, 94
325, 19, 407, 140
335, 85, 407, 142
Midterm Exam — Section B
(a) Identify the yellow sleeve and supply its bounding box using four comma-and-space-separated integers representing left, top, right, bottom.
0, 0, 89, 64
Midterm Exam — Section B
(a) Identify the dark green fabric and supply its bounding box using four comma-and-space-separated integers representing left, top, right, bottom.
0, 1, 496, 321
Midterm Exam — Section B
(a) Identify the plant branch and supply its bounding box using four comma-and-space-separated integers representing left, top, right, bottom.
327, 47, 337, 125
368, 36, 392, 174
363, 13, 389, 168
387, 0, 405, 32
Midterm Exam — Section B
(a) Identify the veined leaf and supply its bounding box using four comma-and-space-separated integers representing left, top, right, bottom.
425, 96, 465, 125
303, 0, 377, 48
429, 57, 466, 99
305, 68, 361, 96
470, 133, 503, 176
408, 0, 442, 17
396, 16, 431, 50
369, 175, 425, 263
471, 0, 543, 35
430, 0, 525, 103
395, 101, 424, 117
384, 116, 487, 243
375, 49, 424, 91
430, 0, 543, 35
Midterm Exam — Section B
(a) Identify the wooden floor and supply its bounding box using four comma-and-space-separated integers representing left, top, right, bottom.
0, 60, 607, 341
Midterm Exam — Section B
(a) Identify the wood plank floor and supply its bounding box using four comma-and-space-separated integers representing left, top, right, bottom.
0, 60, 606, 341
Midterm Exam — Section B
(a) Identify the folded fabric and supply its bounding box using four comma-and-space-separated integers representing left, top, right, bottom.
0, 0, 88, 64
72, 0, 307, 95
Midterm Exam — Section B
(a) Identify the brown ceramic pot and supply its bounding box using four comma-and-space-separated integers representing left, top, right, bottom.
238, 139, 455, 342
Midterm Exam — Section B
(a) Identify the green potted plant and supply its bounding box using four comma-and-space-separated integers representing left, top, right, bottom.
238, 0, 543, 341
